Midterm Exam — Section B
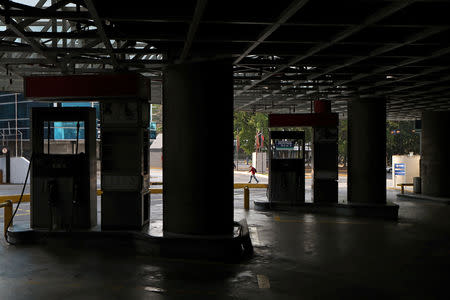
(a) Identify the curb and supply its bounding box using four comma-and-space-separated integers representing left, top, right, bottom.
234, 171, 268, 178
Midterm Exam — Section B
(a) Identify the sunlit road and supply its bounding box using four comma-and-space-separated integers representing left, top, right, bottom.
1, 169, 360, 230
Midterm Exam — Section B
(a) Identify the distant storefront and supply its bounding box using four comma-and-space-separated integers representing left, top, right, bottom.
0, 92, 50, 140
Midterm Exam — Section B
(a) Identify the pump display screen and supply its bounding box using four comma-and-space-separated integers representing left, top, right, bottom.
271, 139, 303, 159
275, 140, 295, 150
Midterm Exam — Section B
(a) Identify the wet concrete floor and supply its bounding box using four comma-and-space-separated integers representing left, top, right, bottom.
1, 176, 449, 299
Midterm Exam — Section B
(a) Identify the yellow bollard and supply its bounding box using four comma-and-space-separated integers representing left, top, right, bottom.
244, 186, 250, 210
4, 200, 13, 236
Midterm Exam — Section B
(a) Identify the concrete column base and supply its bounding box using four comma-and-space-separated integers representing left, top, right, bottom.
7, 220, 253, 261
254, 200, 399, 220
397, 193, 450, 204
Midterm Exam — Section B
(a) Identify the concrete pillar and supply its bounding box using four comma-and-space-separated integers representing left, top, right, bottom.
348, 97, 386, 204
163, 60, 234, 237
421, 111, 450, 197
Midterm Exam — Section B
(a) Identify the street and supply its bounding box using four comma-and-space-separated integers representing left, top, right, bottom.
0, 169, 351, 228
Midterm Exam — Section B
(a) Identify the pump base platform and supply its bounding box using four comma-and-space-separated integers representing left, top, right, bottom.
397, 192, 450, 204
254, 200, 399, 220
6, 220, 253, 261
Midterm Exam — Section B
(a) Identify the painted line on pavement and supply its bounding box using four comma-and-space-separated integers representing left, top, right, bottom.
144, 286, 165, 293
257, 274, 270, 289
249, 226, 261, 246
0, 213, 29, 220
234, 171, 269, 178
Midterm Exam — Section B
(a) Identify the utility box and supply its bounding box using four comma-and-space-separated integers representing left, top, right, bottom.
312, 127, 338, 203
392, 154, 420, 189
100, 99, 150, 230
413, 177, 421, 194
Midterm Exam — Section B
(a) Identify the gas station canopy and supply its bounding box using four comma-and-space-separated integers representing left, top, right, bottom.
0, 0, 450, 118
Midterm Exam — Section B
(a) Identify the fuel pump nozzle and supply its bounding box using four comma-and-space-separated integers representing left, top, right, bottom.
47, 179, 58, 231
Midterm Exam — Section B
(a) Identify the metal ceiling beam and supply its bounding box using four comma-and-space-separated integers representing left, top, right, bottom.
0, 57, 166, 65
235, 0, 416, 101
0, 0, 49, 77
397, 91, 450, 103
358, 66, 450, 92
280, 44, 450, 103
335, 45, 450, 87
1, 0, 72, 36
392, 82, 450, 99
83, 0, 119, 70
4, 30, 449, 54
306, 26, 449, 81
132, 45, 153, 60
179, 0, 207, 62
360, 75, 450, 99
2, 6, 448, 30
0, 8, 90, 20
60, 39, 102, 73
234, 0, 310, 64
0, 14, 58, 65
51, 0, 57, 48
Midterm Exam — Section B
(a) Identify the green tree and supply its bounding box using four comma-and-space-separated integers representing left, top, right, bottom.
386, 120, 419, 164
234, 112, 269, 155
338, 119, 347, 165
151, 104, 163, 133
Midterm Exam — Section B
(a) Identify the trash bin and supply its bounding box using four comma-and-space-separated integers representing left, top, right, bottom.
413, 177, 421, 194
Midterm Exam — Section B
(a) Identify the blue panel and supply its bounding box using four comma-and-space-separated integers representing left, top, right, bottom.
54, 121, 85, 140
61, 102, 92, 107
394, 163, 405, 170
54, 121, 65, 139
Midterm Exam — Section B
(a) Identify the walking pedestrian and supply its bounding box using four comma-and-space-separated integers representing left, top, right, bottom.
248, 165, 259, 183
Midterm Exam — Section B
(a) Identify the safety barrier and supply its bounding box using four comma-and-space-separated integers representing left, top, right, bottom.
0, 200, 13, 236
0, 183, 269, 231
234, 184, 268, 211
0, 194, 31, 204
145, 184, 269, 211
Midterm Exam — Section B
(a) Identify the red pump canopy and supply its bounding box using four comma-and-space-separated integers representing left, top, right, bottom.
24, 73, 150, 101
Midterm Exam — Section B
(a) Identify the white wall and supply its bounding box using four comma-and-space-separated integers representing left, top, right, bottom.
0, 157, 30, 184
392, 155, 420, 188
150, 150, 163, 169
252, 152, 267, 173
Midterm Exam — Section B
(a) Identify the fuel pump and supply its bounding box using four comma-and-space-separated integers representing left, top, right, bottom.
30, 107, 97, 230
269, 131, 305, 205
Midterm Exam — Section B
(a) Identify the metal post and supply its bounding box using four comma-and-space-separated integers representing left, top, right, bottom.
5, 148, 10, 183
19, 131, 22, 157
150, 104, 152, 123
3, 200, 13, 236
15, 93, 17, 157
234, 140, 239, 170
244, 186, 250, 210
47, 121, 50, 154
